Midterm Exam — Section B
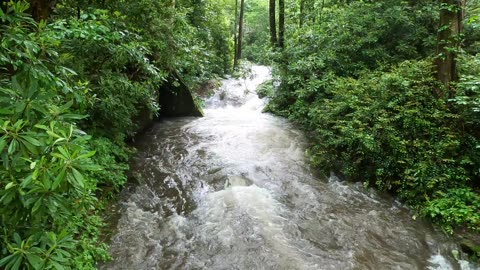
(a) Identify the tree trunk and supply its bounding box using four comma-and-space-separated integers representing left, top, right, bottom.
233, 0, 239, 68
236, 0, 245, 61
269, 0, 277, 46
435, 0, 464, 89
29, 0, 57, 21
279, 0, 285, 48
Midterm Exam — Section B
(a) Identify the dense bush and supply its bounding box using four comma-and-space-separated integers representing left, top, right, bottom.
0, 3, 110, 268
297, 60, 479, 232
0, 0, 233, 268
266, 0, 480, 233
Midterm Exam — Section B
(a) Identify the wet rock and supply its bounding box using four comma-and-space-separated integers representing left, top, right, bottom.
194, 79, 221, 98
224, 175, 253, 188
208, 167, 223, 175
460, 239, 480, 257
159, 72, 204, 117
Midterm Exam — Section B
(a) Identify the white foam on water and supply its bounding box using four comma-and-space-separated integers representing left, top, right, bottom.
193, 184, 314, 269
428, 254, 454, 270
428, 253, 480, 270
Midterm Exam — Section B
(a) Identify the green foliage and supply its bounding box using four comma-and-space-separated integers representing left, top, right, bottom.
282, 0, 436, 81
272, 59, 480, 232
272, 61, 480, 232
267, 0, 480, 233
0, 230, 76, 270
0, 3, 127, 269
302, 61, 474, 200
46, 10, 163, 141
105, 0, 233, 85
454, 52, 480, 126
241, 0, 271, 64
424, 188, 480, 234
256, 80, 275, 99
1, 0, 235, 267
88, 137, 130, 193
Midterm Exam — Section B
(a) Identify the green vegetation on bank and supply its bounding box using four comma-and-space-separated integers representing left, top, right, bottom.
0, 0, 232, 268
259, 0, 480, 240
2, 0, 480, 267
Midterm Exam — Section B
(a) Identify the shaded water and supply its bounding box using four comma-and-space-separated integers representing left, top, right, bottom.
102, 66, 478, 270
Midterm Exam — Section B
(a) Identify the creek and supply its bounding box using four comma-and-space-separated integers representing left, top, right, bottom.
101, 66, 478, 270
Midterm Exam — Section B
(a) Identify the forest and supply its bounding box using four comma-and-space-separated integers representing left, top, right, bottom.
0, 0, 480, 268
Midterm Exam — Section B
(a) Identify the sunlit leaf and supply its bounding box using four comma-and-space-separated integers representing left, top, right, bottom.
5, 182, 16, 190
71, 168, 85, 188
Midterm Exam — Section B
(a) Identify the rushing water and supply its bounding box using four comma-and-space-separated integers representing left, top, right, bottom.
101, 66, 478, 270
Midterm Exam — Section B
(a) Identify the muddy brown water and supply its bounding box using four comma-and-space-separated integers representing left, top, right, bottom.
101, 66, 478, 270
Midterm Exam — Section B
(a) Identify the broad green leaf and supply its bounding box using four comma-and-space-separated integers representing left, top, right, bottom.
52, 253, 67, 263
0, 254, 15, 267
43, 174, 51, 190
29, 247, 44, 254
54, 138, 66, 144
34, 124, 48, 131
21, 175, 33, 188
57, 249, 71, 259
13, 119, 24, 130
11, 254, 22, 270
47, 232, 57, 243
58, 100, 73, 111
8, 139, 17, 154
50, 260, 65, 270
71, 168, 85, 188
2, 120, 10, 128
32, 198, 42, 213
0, 190, 14, 205
14, 102, 26, 114
13, 233, 22, 245
77, 150, 96, 160
32, 167, 39, 180
21, 135, 42, 146
0, 108, 12, 115
52, 168, 66, 190
51, 153, 66, 160
0, 138, 6, 153
26, 253, 43, 270
27, 78, 39, 99
47, 131, 61, 139
57, 147, 69, 158
5, 182, 16, 190
60, 113, 86, 120
11, 76, 21, 91
20, 139, 37, 154
0, 87, 17, 97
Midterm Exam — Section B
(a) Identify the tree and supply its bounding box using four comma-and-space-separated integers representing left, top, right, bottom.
236, 0, 245, 62
279, 0, 285, 48
435, 0, 465, 88
269, 0, 277, 46
29, 0, 57, 21
234, 0, 239, 67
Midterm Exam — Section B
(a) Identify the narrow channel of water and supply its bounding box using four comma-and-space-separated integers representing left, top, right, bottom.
101, 66, 478, 270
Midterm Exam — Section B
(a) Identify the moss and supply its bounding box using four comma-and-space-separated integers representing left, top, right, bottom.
460, 239, 480, 258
